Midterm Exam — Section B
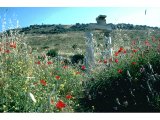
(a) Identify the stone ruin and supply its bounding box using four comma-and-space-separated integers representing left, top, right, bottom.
96, 15, 106, 25
85, 15, 113, 72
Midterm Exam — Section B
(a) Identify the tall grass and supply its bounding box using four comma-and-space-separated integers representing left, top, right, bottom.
0, 28, 86, 112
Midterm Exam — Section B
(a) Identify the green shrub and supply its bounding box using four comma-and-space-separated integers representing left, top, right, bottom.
46, 49, 58, 57
72, 44, 78, 50
70, 54, 84, 65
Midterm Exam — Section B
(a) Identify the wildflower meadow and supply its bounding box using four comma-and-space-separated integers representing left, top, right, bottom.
0, 18, 160, 112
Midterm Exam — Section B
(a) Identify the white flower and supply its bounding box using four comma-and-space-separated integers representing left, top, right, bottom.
127, 70, 131, 77
29, 92, 36, 103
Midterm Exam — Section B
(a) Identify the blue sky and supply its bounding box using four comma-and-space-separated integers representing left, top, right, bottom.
0, 7, 160, 31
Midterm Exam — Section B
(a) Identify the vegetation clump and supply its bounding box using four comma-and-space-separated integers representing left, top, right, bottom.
46, 49, 58, 58
76, 37, 160, 112
70, 54, 84, 65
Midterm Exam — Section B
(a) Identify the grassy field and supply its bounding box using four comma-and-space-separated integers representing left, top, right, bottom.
24, 29, 160, 56
24, 32, 86, 56
0, 28, 160, 112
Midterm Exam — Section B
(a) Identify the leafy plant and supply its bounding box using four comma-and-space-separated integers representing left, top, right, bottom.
70, 54, 84, 65
46, 49, 58, 58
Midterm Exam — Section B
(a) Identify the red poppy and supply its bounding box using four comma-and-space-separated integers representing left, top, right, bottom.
5, 49, 10, 53
55, 75, 60, 80
118, 47, 124, 53
118, 69, 123, 74
120, 47, 124, 51
40, 79, 47, 86
81, 65, 86, 70
114, 52, 119, 56
66, 94, 72, 99
51, 99, 54, 105
123, 50, 127, 54
75, 71, 80, 75
103, 59, 107, 64
35, 61, 41, 64
133, 49, 138, 53
132, 62, 136, 65
63, 66, 68, 69
10, 42, 16, 48
56, 100, 66, 109
115, 59, 118, 63
47, 61, 53, 65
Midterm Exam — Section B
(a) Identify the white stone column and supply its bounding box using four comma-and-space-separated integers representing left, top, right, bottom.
104, 32, 113, 58
84, 31, 95, 72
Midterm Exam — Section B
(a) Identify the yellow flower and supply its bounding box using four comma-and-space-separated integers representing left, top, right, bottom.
60, 84, 65, 89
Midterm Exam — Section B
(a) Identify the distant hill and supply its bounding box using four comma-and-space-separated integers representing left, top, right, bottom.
18, 23, 89, 34
4, 23, 160, 35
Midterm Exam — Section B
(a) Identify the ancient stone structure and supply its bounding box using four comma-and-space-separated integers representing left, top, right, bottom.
85, 15, 112, 72
85, 32, 95, 71
96, 15, 106, 25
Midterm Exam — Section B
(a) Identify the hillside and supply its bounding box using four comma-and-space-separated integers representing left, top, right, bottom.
1, 23, 160, 57
7, 23, 160, 35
